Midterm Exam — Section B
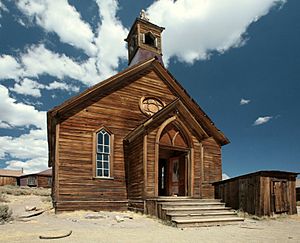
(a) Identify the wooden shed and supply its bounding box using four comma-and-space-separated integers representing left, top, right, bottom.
0, 169, 23, 186
20, 169, 52, 188
213, 171, 298, 216
47, 16, 230, 213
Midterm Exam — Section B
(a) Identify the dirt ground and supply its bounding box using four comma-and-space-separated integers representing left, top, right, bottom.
1, 194, 300, 243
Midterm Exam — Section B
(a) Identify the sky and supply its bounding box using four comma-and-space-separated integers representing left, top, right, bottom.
0, 0, 299, 178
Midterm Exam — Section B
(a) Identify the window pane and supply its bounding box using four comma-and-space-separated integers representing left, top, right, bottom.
98, 133, 103, 145
97, 161, 102, 169
103, 154, 109, 161
104, 162, 109, 169
97, 169, 102, 177
104, 170, 109, 177
97, 154, 103, 161
98, 145, 103, 153
104, 145, 109, 153
104, 133, 109, 145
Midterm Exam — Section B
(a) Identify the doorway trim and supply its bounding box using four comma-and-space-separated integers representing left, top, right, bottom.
154, 115, 194, 197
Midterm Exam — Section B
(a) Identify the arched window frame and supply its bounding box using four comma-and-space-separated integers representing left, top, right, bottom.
92, 126, 114, 179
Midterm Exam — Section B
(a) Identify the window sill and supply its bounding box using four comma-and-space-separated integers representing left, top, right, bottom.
93, 176, 114, 180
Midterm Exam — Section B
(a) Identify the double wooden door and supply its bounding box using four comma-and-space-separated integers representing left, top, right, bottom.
159, 155, 187, 196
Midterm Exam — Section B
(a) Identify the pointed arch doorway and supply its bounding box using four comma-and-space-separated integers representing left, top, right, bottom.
156, 118, 192, 197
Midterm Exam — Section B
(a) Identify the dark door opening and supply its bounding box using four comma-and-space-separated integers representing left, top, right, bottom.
158, 149, 188, 196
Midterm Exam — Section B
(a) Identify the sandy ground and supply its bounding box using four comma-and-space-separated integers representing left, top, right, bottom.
1, 194, 300, 243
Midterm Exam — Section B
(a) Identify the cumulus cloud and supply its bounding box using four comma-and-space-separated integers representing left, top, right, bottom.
94, 0, 128, 79
0, 84, 46, 129
0, 55, 23, 80
11, 78, 42, 97
5, 157, 48, 174
11, 77, 79, 98
0, 86, 48, 173
253, 116, 273, 126
16, 0, 97, 56
240, 98, 251, 105
146, 0, 286, 64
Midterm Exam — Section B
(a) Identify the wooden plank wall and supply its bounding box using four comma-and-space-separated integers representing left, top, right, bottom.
0, 176, 17, 186
214, 174, 297, 216
55, 70, 176, 211
202, 137, 221, 198
146, 127, 158, 197
126, 135, 144, 199
37, 176, 51, 188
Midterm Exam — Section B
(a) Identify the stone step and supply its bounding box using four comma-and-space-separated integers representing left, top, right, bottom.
174, 217, 244, 228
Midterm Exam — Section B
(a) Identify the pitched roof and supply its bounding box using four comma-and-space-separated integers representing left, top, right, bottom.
48, 58, 229, 166
0, 169, 23, 177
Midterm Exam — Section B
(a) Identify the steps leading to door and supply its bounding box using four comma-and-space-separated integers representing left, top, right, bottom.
156, 197, 244, 227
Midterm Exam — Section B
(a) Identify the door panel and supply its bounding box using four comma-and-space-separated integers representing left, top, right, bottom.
273, 180, 288, 213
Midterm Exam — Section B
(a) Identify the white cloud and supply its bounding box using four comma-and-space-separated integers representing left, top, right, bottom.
45, 81, 79, 92
16, 0, 97, 56
222, 173, 230, 180
11, 78, 42, 97
11, 77, 79, 98
253, 116, 273, 126
0, 55, 23, 80
240, 98, 251, 105
0, 84, 46, 129
0, 86, 48, 173
94, 0, 128, 79
147, 0, 286, 64
5, 157, 48, 174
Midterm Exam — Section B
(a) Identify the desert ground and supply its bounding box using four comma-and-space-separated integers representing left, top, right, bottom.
0, 187, 300, 243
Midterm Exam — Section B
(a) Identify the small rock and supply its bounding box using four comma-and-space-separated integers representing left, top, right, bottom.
123, 215, 133, 219
25, 206, 37, 211
84, 213, 105, 219
115, 215, 124, 223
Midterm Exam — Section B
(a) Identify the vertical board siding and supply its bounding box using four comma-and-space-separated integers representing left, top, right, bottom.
0, 177, 17, 186
214, 172, 297, 216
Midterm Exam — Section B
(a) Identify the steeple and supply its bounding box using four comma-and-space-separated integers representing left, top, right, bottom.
125, 10, 165, 66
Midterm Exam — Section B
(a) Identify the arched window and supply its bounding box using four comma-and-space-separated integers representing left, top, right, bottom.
96, 129, 111, 177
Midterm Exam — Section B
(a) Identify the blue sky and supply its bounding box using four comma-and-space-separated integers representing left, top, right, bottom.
0, 0, 299, 177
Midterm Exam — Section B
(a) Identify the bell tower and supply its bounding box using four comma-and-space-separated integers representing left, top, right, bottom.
125, 10, 165, 66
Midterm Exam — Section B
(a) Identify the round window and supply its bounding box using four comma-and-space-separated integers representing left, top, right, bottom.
139, 97, 164, 116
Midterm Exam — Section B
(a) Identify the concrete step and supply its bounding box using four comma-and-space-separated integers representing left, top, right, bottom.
174, 217, 244, 228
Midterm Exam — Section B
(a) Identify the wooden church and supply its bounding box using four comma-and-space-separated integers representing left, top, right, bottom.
47, 14, 243, 226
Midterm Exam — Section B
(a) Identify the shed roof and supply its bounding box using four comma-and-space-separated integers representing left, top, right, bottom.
213, 170, 299, 185
19, 168, 52, 177
0, 169, 23, 177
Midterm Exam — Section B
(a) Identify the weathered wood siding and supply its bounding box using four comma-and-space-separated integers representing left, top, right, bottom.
214, 172, 297, 216
202, 137, 222, 198
55, 70, 176, 211
0, 176, 17, 186
37, 176, 51, 188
